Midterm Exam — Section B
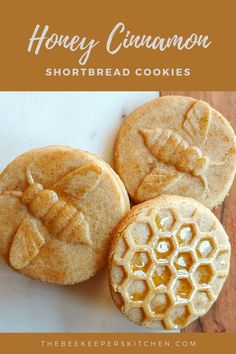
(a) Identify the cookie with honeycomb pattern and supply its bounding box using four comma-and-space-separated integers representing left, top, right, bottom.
0, 146, 130, 284
114, 95, 236, 208
108, 195, 231, 330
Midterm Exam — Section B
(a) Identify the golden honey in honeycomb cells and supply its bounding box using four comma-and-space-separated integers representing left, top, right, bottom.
197, 238, 215, 258
155, 238, 173, 259
151, 293, 171, 315
177, 224, 195, 245
195, 264, 213, 285
152, 265, 172, 287
131, 252, 150, 274
130, 292, 146, 301
174, 252, 194, 271
172, 305, 190, 327
128, 280, 148, 302
174, 278, 193, 300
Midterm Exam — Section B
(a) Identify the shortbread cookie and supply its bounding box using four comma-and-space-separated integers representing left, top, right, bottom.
0, 146, 130, 284
108, 195, 231, 330
114, 96, 236, 208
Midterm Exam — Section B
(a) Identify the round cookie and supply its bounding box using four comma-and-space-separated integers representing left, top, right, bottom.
0, 145, 130, 284
114, 96, 236, 208
108, 195, 231, 330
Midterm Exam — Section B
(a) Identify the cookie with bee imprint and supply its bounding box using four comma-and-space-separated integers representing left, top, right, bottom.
114, 96, 236, 208
0, 146, 130, 284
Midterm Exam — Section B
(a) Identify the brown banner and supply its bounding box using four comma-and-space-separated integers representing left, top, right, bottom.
1, 333, 236, 354
1, 0, 236, 90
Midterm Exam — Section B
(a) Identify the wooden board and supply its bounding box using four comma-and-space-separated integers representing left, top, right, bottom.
160, 92, 236, 332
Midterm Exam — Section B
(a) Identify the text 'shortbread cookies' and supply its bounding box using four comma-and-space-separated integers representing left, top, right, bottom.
0, 146, 130, 284
108, 195, 231, 330
114, 96, 236, 208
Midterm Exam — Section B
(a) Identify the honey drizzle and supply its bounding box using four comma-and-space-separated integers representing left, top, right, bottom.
155, 238, 173, 259
130, 291, 147, 301
152, 266, 171, 287
173, 306, 190, 327
131, 252, 150, 274
197, 238, 214, 258
177, 224, 194, 245
174, 252, 193, 271
196, 265, 212, 284
153, 295, 171, 314
175, 279, 192, 299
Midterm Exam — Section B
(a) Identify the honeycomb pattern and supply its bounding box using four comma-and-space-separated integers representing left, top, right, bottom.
194, 264, 214, 285
150, 292, 171, 314
128, 279, 148, 301
172, 278, 194, 301
131, 251, 151, 275
197, 238, 216, 259
176, 223, 197, 246
151, 264, 172, 288
109, 205, 231, 330
173, 251, 195, 273
155, 237, 175, 260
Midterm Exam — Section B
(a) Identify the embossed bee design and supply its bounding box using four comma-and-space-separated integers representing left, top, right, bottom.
4, 164, 102, 270
136, 100, 220, 200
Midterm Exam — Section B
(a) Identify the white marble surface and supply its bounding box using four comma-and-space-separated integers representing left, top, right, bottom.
0, 91, 170, 333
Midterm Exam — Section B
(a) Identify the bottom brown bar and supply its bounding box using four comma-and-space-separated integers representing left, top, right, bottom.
0, 333, 235, 354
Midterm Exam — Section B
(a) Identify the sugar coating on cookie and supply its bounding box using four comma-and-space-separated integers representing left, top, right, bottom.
108, 195, 231, 330
114, 96, 236, 208
0, 146, 130, 284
